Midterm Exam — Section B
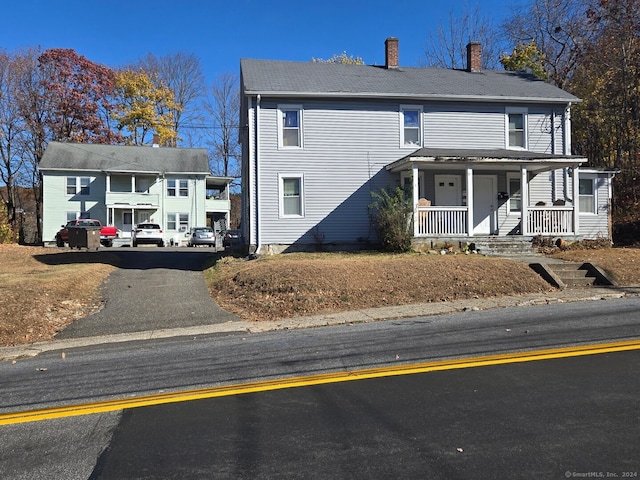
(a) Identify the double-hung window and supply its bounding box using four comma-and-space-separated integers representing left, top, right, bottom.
280, 175, 304, 217
66, 176, 90, 196
167, 179, 189, 197
579, 178, 596, 214
279, 105, 303, 148
400, 106, 422, 147
506, 108, 527, 149
167, 212, 189, 231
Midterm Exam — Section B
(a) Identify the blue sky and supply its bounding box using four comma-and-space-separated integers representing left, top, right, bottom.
1, 0, 521, 85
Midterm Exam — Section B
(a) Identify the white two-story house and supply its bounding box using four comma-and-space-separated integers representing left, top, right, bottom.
40, 142, 233, 246
240, 38, 616, 254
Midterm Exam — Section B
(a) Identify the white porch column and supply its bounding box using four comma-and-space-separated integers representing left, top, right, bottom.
106, 173, 111, 193
412, 164, 419, 237
131, 175, 136, 193
572, 165, 580, 235
466, 166, 474, 236
521, 166, 529, 235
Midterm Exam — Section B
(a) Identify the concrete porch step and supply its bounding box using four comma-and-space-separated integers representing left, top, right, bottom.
529, 262, 616, 289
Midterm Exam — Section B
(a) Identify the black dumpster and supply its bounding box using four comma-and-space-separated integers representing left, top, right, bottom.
68, 226, 101, 250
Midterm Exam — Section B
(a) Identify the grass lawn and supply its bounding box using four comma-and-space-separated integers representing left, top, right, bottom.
1, 244, 639, 347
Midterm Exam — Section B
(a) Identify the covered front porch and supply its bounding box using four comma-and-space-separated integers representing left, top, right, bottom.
386, 148, 586, 239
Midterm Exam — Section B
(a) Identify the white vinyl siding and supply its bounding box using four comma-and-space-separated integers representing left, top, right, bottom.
250, 98, 591, 247
423, 103, 505, 149
578, 172, 611, 237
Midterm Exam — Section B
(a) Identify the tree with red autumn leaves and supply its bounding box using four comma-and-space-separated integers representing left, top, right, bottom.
37, 48, 121, 144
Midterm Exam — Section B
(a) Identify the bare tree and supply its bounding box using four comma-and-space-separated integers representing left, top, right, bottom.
135, 52, 205, 146
12, 47, 48, 243
422, 3, 503, 69
204, 72, 240, 180
0, 49, 25, 234
502, 0, 597, 88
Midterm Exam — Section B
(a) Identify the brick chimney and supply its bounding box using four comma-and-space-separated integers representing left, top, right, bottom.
385, 37, 399, 69
466, 42, 482, 72
152, 134, 160, 148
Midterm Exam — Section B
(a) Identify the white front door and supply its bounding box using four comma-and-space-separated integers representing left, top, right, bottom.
435, 175, 461, 205
473, 175, 497, 234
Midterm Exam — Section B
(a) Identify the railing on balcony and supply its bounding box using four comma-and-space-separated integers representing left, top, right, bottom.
416, 206, 468, 236
106, 192, 159, 207
205, 196, 231, 212
527, 207, 574, 235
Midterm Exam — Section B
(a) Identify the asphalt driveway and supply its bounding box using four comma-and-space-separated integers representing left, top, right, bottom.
55, 249, 241, 340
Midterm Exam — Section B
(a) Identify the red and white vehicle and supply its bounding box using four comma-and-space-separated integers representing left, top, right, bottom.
56, 219, 119, 247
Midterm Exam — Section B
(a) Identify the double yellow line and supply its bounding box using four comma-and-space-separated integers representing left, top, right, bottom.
2, 339, 639, 426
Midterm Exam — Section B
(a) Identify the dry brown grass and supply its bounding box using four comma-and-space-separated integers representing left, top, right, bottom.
206, 252, 555, 322
551, 247, 640, 286
0, 245, 115, 347
2, 244, 639, 348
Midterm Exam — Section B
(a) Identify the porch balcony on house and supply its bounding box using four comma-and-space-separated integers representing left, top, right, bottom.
105, 174, 159, 206
385, 148, 586, 239
205, 176, 232, 213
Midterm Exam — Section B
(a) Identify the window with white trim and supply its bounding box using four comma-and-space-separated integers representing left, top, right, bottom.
579, 178, 596, 213
167, 212, 190, 231
400, 106, 422, 147
278, 105, 303, 148
66, 176, 91, 195
280, 175, 304, 217
507, 173, 522, 212
167, 179, 189, 197
506, 108, 527, 149
66, 211, 79, 222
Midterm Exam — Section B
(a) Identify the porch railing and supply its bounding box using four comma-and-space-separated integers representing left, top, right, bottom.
416, 206, 468, 236
527, 207, 574, 235
106, 192, 159, 207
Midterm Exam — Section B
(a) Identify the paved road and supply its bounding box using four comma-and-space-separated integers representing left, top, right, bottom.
2, 298, 639, 479
55, 249, 240, 339
86, 350, 640, 479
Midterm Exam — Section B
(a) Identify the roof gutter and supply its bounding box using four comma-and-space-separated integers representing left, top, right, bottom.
241, 90, 580, 105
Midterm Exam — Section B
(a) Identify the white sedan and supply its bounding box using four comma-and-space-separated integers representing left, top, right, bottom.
131, 223, 164, 247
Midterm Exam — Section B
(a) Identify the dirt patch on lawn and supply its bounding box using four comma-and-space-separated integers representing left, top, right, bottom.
0, 245, 115, 347
207, 253, 555, 322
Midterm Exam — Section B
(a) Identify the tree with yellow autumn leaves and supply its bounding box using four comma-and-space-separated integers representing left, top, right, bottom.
111, 69, 180, 146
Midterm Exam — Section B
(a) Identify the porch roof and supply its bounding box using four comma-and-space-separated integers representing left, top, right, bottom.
386, 148, 586, 173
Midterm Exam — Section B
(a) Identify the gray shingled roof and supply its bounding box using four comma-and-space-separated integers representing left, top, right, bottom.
240, 59, 578, 104
39, 142, 210, 174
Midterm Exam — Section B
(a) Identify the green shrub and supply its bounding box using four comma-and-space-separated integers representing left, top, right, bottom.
369, 187, 413, 252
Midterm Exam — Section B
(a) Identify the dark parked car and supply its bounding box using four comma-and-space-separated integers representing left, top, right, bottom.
223, 229, 240, 249
187, 227, 216, 247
